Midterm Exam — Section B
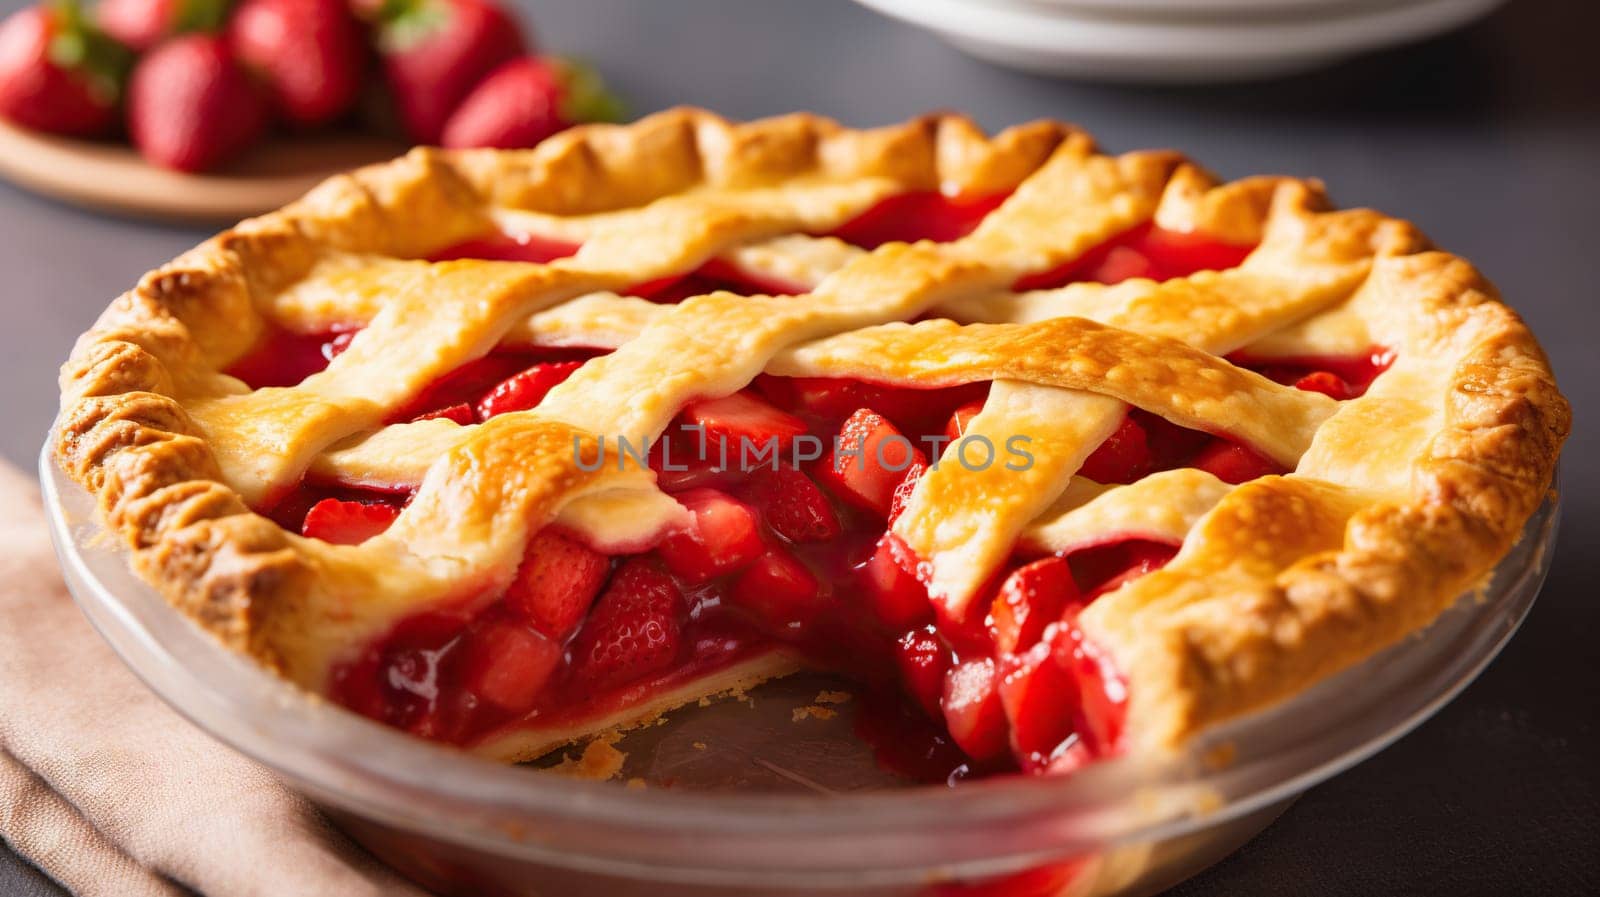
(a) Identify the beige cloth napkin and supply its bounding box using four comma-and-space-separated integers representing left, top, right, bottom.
0, 462, 430, 897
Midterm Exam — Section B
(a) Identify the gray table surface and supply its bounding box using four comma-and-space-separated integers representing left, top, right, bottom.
3, 0, 1597, 894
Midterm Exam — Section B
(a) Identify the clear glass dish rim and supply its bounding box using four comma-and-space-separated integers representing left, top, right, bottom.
39, 442, 1559, 881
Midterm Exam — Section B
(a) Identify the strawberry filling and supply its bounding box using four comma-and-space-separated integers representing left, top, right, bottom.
233, 220, 1390, 780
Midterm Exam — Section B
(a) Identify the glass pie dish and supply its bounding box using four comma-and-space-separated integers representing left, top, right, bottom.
41, 443, 1559, 896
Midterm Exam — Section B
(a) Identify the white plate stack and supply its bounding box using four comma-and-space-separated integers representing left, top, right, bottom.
851, 0, 1506, 83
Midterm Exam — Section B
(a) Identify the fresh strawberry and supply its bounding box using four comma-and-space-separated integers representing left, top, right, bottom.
96, 0, 225, 52
376, 0, 525, 144
655, 488, 764, 584
680, 391, 808, 467
127, 34, 267, 171
301, 497, 400, 544
729, 548, 823, 635
1078, 414, 1152, 485
856, 534, 932, 631
411, 402, 474, 425
817, 408, 927, 517
942, 656, 1009, 762
228, 0, 365, 127
440, 54, 622, 149
1190, 439, 1283, 485
570, 559, 686, 691
998, 640, 1079, 769
475, 360, 582, 420
1293, 370, 1353, 400
458, 618, 561, 714
738, 468, 840, 543
988, 557, 1078, 656
503, 528, 610, 641
894, 627, 950, 720
1082, 245, 1159, 285
0, 2, 130, 136
943, 399, 985, 446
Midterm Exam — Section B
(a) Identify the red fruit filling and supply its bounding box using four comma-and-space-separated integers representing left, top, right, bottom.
1015, 221, 1256, 291
234, 221, 1395, 781
429, 232, 582, 264
828, 191, 1010, 249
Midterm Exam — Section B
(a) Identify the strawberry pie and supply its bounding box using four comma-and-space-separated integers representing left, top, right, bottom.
55, 110, 1569, 776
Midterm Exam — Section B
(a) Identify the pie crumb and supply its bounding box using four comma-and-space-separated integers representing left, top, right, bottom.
548, 734, 627, 781
625, 777, 647, 790
692, 741, 708, 751
815, 690, 851, 705
792, 705, 838, 722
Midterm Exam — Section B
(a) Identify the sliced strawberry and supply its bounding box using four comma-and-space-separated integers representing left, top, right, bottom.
649, 430, 737, 492
301, 498, 400, 545
1078, 415, 1152, 485
570, 560, 686, 691
412, 402, 475, 425
1050, 618, 1128, 756
761, 376, 864, 422
817, 408, 927, 517
1070, 540, 1178, 600
894, 627, 950, 720
999, 640, 1080, 769
458, 619, 562, 714
476, 360, 583, 420
1191, 439, 1284, 485
1082, 245, 1159, 285
739, 468, 841, 543
856, 534, 932, 631
655, 488, 764, 584
764, 376, 985, 435
886, 457, 928, 525
988, 557, 1078, 656
1293, 370, 1353, 400
1045, 740, 1096, 777
942, 657, 1009, 762
729, 548, 823, 635
681, 391, 808, 464
943, 399, 986, 445
503, 528, 610, 640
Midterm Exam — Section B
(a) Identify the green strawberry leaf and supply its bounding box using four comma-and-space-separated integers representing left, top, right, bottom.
377, 0, 449, 53
46, 0, 132, 104
553, 57, 626, 125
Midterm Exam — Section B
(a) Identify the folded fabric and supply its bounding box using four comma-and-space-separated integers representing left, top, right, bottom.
0, 462, 430, 897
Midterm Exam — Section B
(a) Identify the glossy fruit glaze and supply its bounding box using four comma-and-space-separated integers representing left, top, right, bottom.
226, 191, 1392, 779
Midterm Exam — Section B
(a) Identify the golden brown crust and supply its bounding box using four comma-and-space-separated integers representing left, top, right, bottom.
53, 107, 1570, 757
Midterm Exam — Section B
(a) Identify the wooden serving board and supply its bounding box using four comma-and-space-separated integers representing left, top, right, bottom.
0, 119, 408, 223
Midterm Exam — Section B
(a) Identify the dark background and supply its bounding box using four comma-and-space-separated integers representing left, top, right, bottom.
1, 0, 1595, 893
